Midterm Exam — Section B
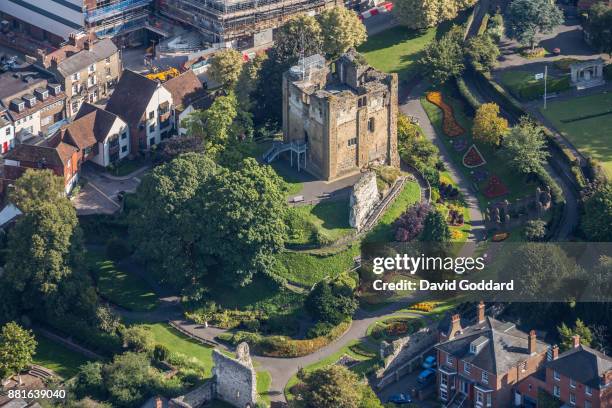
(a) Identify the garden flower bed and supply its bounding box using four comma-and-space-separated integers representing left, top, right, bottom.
462, 145, 486, 168
483, 175, 509, 198
426, 91, 465, 137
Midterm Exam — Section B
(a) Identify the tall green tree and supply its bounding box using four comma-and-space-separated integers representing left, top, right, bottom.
587, 3, 612, 56
465, 34, 500, 72
318, 6, 367, 58
502, 118, 549, 174
581, 182, 612, 241
558, 319, 593, 351
8, 168, 65, 212
194, 158, 287, 286
299, 365, 365, 408
208, 48, 244, 89
129, 153, 218, 288
0, 322, 37, 384
418, 28, 465, 85
505, 0, 564, 50
235, 53, 267, 112
421, 209, 451, 242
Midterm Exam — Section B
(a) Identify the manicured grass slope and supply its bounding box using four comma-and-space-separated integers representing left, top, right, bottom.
540, 92, 612, 177
358, 26, 436, 81
88, 250, 158, 312
287, 198, 354, 245
33, 335, 93, 379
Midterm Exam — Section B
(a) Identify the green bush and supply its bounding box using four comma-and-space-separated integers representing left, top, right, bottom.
153, 344, 170, 362
121, 326, 155, 352
456, 77, 481, 112
306, 322, 335, 339
477, 13, 490, 36
521, 47, 546, 59
513, 76, 571, 100
554, 58, 580, 72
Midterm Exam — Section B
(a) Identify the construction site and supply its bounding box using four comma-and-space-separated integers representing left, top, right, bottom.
158, 0, 340, 48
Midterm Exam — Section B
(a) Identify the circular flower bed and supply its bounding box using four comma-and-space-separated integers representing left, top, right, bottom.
463, 145, 486, 168
483, 175, 509, 198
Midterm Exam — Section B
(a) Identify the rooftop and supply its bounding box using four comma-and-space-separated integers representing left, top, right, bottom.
547, 345, 612, 388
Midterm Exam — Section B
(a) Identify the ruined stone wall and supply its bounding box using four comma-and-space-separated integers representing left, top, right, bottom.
213, 344, 257, 408
349, 171, 379, 231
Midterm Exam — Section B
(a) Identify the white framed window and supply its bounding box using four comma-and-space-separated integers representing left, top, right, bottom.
347, 137, 357, 147
569, 393, 576, 406
570, 378, 576, 388
585, 385, 592, 396
553, 385, 560, 397
481, 371, 488, 384
88, 64, 96, 73
105, 57, 111, 64
464, 362, 471, 374
441, 374, 448, 387
476, 391, 483, 403
486, 393, 492, 407
446, 354, 453, 365
440, 389, 448, 401
521, 361, 527, 372
553, 370, 560, 381
72, 72, 80, 80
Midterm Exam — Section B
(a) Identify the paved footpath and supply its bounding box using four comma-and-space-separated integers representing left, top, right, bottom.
400, 81, 487, 243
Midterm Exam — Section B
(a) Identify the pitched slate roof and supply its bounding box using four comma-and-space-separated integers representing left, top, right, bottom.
55, 38, 118, 77
163, 70, 203, 110
436, 317, 549, 375
547, 345, 612, 388
4, 142, 74, 168
105, 70, 159, 127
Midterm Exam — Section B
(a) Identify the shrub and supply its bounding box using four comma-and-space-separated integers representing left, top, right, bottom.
521, 47, 546, 59
394, 202, 431, 242
305, 281, 357, 325
121, 326, 155, 352
153, 344, 170, 362
105, 237, 131, 261
306, 322, 335, 339
523, 219, 548, 241
456, 77, 481, 112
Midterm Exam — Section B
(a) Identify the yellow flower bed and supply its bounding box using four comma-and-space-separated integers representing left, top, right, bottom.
426, 91, 465, 137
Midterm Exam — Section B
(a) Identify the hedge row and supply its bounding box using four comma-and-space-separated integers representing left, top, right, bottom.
477, 13, 490, 36
217, 320, 351, 358
44, 317, 123, 357
542, 128, 588, 189
510, 76, 572, 101
534, 165, 566, 240
478, 72, 526, 118
456, 76, 481, 113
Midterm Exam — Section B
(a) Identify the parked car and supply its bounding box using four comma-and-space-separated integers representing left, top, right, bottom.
417, 368, 436, 384
422, 355, 437, 369
387, 393, 413, 404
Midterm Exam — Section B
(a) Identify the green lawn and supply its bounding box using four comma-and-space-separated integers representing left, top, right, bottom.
144, 323, 215, 377
499, 70, 571, 101
287, 198, 354, 246
540, 92, 612, 178
358, 26, 436, 81
88, 250, 158, 312
108, 157, 146, 177
271, 161, 305, 196
33, 335, 94, 379
421, 88, 537, 209
257, 370, 272, 405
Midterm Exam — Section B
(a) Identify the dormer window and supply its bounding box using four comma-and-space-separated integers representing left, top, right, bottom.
35, 88, 48, 101
470, 336, 489, 355
48, 84, 62, 95
24, 95, 36, 108
10, 99, 25, 112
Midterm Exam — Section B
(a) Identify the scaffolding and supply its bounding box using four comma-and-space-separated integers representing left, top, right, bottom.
159, 0, 338, 44
84, 0, 153, 38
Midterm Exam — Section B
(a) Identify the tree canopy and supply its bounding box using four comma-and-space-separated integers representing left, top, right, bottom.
581, 182, 612, 241
502, 118, 549, 174
421, 209, 451, 242
466, 34, 500, 72
0, 322, 36, 382
394, 0, 476, 29
505, 0, 564, 49
587, 3, 612, 56
208, 48, 244, 89
472, 103, 508, 145
318, 6, 367, 58
418, 27, 465, 85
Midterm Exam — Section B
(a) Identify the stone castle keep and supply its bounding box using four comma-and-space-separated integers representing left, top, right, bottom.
281, 50, 400, 181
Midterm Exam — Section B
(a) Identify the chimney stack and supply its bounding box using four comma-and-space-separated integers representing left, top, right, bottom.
155, 397, 162, 408
572, 335, 581, 349
528, 330, 537, 355
552, 344, 559, 360
449, 314, 462, 339
477, 301, 485, 324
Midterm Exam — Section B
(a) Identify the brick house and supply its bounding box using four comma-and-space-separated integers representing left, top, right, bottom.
3, 103, 130, 193
0, 110, 15, 154
105, 70, 173, 155
162, 70, 206, 136
435, 302, 550, 407
517, 336, 612, 408
42, 33, 121, 118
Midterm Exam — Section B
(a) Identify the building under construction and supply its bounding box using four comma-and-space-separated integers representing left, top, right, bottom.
159, 0, 340, 48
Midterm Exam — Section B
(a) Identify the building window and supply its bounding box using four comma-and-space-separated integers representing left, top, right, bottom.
585, 386, 592, 396
521, 361, 527, 372
481, 371, 488, 384
486, 393, 492, 407
121, 145, 127, 153
570, 378, 576, 388
72, 100, 80, 113
6, 128, 10, 136
105, 67, 111, 76
72, 72, 80, 80
440, 389, 448, 401
553, 370, 560, 381
476, 391, 483, 403
149, 124, 155, 133
464, 362, 471, 374
148, 111, 155, 120
368, 117, 375, 132
149, 137, 155, 146
105, 57, 111, 64
72, 84, 79, 94
446, 354, 453, 365
553, 385, 560, 397
348, 137, 357, 147
88, 64, 96, 73
441, 374, 448, 387
121, 132, 127, 140
569, 393, 576, 406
